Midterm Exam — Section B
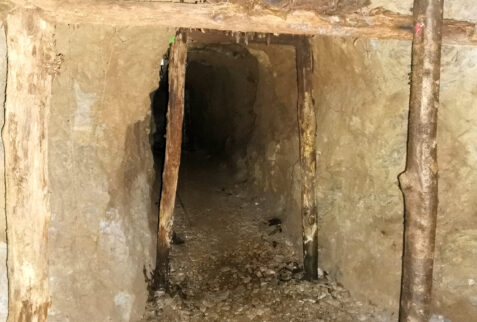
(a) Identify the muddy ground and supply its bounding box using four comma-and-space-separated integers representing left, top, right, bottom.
141, 152, 394, 322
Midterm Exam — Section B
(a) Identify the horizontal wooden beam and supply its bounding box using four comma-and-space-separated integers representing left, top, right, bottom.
185, 29, 300, 46
9, 0, 477, 46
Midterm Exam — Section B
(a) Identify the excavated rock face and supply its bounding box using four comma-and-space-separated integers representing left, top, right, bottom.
232, 36, 477, 320
47, 25, 174, 322
367, 0, 477, 22
311, 36, 477, 320
312, 36, 410, 314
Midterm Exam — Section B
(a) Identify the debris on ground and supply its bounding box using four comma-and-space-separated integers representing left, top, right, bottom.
141, 156, 393, 322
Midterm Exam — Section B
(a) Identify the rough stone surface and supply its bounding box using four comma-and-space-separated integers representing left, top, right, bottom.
48, 25, 174, 322
367, 0, 477, 22
311, 36, 477, 320
141, 154, 393, 322
236, 36, 477, 320
243, 44, 302, 252
433, 44, 477, 321
312, 37, 410, 315
0, 22, 7, 322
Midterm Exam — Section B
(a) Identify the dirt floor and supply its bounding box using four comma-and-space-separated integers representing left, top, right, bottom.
141, 152, 394, 322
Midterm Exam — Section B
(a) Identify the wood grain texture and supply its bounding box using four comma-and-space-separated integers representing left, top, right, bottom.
296, 37, 318, 281
7, 0, 477, 46
4, 9, 56, 322
398, 0, 443, 321
154, 32, 187, 288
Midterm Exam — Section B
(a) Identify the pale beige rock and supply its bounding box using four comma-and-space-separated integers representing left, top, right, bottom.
310, 36, 477, 319
312, 36, 410, 314
368, 0, 477, 22
242, 35, 477, 320
244, 44, 302, 251
433, 44, 477, 320
47, 25, 174, 322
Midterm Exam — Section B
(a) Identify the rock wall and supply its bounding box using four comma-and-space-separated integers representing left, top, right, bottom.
312, 37, 410, 314
299, 36, 477, 320
367, 0, 477, 22
311, 36, 477, 320
433, 44, 477, 321
243, 44, 301, 250
48, 25, 174, 321
239, 36, 477, 320
0, 22, 7, 322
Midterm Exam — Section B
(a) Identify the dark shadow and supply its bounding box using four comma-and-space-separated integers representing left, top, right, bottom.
147, 49, 170, 294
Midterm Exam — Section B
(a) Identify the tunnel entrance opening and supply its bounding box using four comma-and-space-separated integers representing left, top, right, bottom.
143, 31, 385, 321
149, 37, 299, 290
182, 44, 259, 177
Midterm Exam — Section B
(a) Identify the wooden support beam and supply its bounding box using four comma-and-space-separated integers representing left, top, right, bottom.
8, 0, 477, 46
296, 37, 318, 281
186, 29, 299, 46
4, 9, 56, 322
154, 32, 188, 289
398, 0, 443, 321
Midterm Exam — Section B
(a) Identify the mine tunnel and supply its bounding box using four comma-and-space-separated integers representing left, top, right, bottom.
4, 3, 477, 320
148, 40, 321, 319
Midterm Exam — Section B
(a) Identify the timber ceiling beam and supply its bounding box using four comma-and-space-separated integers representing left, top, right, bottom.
7, 0, 477, 46
185, 29, 300, 46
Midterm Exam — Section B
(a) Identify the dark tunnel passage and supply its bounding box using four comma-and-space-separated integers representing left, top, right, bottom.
142, 39, 398, 321
143, 42, 387, 321
148, 42, 303, 274
184, 45, 259, 160
150, 44, 260, 189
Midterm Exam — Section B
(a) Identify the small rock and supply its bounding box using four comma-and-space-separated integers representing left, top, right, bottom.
429, 315, 451, 322
317, 267, 324, 279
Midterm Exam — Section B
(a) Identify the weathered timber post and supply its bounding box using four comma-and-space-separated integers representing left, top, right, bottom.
296, 37, 318, 280
154, 32, 187, 288
399, 0, 444, 321
4, 10, 56, 321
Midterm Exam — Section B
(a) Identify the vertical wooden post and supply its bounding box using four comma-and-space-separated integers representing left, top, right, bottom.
399, 1, 444, 321
154, 32, 187, 288
296, 37, 318, 280
4, 10, 55, 321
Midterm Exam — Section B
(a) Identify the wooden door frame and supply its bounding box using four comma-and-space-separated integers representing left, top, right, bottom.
154, 29, 319, 285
